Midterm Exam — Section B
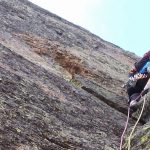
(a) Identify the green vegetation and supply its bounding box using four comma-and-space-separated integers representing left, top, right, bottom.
69, 79, 82, 88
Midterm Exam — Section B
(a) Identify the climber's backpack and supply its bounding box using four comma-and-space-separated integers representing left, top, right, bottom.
135, 50, 150, 72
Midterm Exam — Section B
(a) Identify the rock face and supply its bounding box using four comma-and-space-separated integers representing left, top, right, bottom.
0, 0, 149, 149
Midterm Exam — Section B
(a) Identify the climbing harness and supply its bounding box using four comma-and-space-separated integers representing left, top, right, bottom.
119, 95, 146, 150
122, 73, 148, 89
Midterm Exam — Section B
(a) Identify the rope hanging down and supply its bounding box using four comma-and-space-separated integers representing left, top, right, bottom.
119, 106, 130, 150
119, 95, 146, 150
127, 95, 146, 150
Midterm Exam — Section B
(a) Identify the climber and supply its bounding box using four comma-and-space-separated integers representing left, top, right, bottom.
127, 50, 150, 110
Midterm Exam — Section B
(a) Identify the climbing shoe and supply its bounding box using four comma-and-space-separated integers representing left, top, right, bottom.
129, 93, 141, 107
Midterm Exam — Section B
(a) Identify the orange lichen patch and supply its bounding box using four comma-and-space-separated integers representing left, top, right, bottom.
13, 33, 60, 55
13, 33, 91, 78
53, 51, 90, 78
22, 34, 48, 55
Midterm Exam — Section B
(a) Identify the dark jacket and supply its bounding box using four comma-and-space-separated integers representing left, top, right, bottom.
127, 51, 150, 99
129, 51, 150, 77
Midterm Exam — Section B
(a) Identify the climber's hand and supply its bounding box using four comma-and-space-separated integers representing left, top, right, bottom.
129, 76, 135, 81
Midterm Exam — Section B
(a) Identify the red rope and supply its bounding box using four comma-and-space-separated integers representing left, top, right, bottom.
119, 106, 130, 150
119, 93, 142, 150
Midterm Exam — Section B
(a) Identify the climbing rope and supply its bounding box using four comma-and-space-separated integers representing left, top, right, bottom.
127, 95, 146, 150
119, 95, 146, 150
119, 106, 130, 150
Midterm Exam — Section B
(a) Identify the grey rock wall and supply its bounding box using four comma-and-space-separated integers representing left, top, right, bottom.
0, 0, 149, 149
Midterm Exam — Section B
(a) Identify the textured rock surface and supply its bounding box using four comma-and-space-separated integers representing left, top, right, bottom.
0, 0, 139, 113
0, 0, 150, 149
123, 95, 150, 150
123, 123, 150, 150
1, 43, 135, 150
